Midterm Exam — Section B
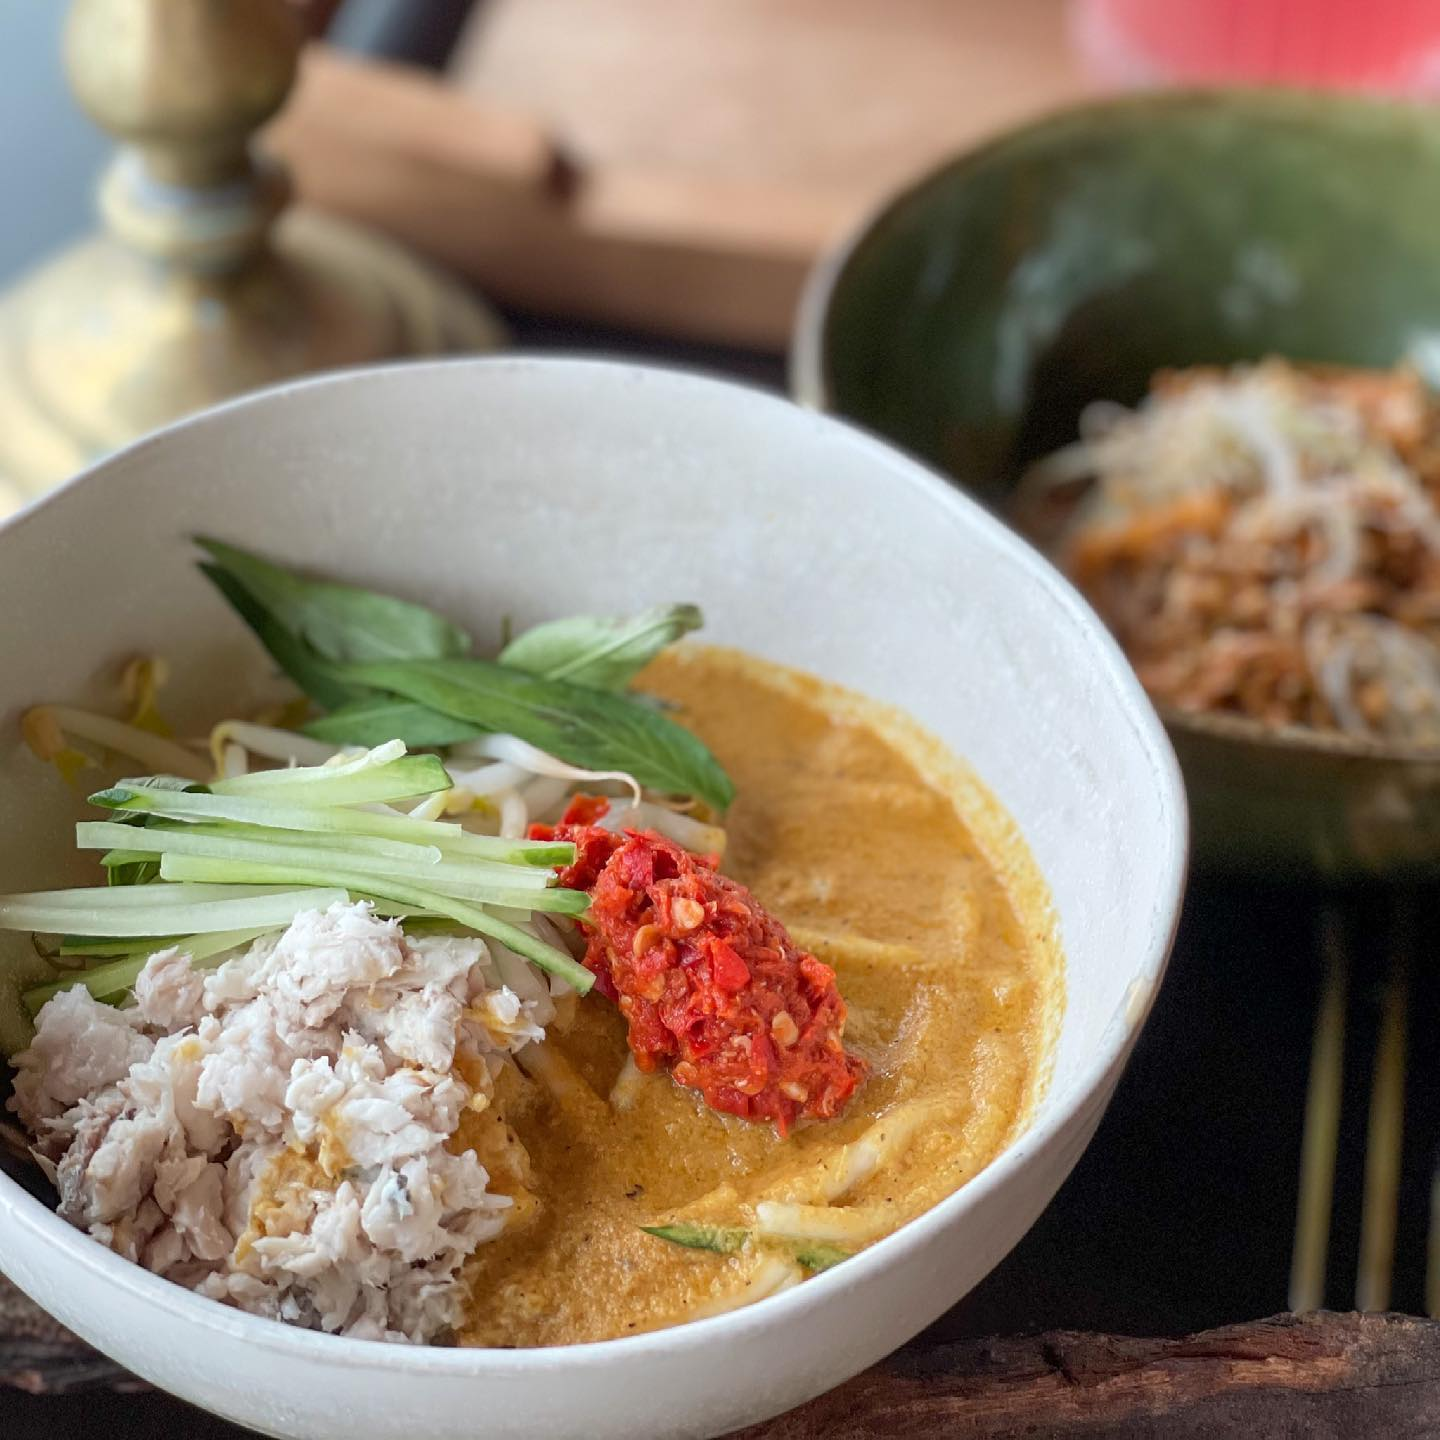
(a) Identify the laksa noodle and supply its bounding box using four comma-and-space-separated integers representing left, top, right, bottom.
1, 540, 1062, 1346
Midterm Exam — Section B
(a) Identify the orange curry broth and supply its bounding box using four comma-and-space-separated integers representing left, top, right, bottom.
455, 645, 1062, 1346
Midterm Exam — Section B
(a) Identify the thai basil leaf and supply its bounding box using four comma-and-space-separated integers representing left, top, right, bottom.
195, 537, 471, 664
200, 563, 363, 711
791, 1241, 853, 1273
336, 658, 735, 812
303, 696, 483, 749
500, 604, 703, 690
638, 1224, 847, 1272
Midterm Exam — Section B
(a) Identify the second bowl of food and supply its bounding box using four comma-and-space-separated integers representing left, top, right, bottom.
796, 90, 1440, 878
0, 358, 1184, 1439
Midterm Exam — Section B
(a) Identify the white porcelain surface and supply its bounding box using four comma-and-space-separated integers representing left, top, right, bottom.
0, 358, 1186, 1440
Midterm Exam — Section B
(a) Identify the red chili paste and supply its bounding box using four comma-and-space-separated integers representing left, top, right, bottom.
532, 797, 867, 1135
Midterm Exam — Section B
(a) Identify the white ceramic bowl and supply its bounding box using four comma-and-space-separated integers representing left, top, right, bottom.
0, 358, 1186, 1440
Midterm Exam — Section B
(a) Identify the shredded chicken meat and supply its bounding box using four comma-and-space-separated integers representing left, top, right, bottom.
8, 902, 552, 1343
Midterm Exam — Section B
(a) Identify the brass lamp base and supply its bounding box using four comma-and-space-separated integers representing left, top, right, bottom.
0, 0, 510, 515
0, 209, 504, 508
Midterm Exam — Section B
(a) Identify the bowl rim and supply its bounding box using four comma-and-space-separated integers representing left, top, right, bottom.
0, 354, 1188, 1377
790, 86, 1440, 772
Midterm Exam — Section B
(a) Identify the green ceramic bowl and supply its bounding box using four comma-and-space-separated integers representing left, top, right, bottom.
793, 90, 1440, 880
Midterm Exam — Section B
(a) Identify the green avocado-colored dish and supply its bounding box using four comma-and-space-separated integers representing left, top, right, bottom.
794, 91, 1440, 880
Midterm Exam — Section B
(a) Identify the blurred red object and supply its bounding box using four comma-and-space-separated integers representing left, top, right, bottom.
1073, 0, 1440, 92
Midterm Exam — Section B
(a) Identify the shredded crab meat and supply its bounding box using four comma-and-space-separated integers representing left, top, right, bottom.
1026, 361, 1440, 745
7, 902, 555, 1344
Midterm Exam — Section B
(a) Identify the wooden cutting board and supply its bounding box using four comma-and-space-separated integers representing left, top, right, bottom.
268, 0, 1097, 349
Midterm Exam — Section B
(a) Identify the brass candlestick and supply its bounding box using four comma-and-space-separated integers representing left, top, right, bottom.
0, 0, 503, 509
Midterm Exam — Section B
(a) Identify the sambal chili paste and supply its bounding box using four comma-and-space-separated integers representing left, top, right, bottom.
532, 797, 867, 1134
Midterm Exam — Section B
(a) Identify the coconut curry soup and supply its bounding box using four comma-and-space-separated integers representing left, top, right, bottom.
5, 542, 1062, 1348
457, 648, 1062, 1345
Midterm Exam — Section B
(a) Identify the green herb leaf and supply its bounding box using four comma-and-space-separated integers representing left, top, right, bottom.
302, 696, 483, 749
200, 563, 363, 711
790, 1241, 853, 1273
154, 854, 587, 918
500, 604, 703, 690
335, 658, 735, 811
640, 1222, 853, 1272
196, 537, 471, 665
641, 1223, 750, 1255
194, 541, 731, 810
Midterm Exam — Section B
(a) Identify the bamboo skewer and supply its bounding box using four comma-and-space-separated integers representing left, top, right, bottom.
1289, 905, 1348, 1313
1427, 1159, 1440, 1319
1356, 899, 1412, 1313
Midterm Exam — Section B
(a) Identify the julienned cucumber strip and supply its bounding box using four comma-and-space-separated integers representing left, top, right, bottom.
146, 858, 596, 992
60, 934, 188, 956
22, 926, 274, 1015
198, 824, 554, 885
210, 754, 449, 812
4, 882, 311, 907
210, 743, 451, 806
57, 905, 453, 967
213, 755, 452, 806
0, 885, 348, 936
79, 819, 449, 869
396, 887, 593, 994
156, 854, 589, 916
150, 840, 555, 892
231, 736, 404, 776
124, 828, 555, 893
94, 785, 573, 867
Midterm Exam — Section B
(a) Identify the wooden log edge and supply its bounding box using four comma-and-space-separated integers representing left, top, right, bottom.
733, 1311, 1440, 1437
6, 1272, 1440, 1434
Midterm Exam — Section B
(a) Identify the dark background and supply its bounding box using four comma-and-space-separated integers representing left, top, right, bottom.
4, 4, 1429, 1435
